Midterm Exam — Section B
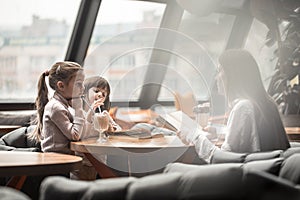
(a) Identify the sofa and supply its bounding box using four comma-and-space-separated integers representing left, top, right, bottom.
2, 125, 300, 200
36, 150, 300, 200
0, 186, 31, 200
0, 125, 40, 152
0, 125, 43, 200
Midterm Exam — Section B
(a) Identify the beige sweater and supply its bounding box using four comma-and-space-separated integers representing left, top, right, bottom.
41, 92, 85, 155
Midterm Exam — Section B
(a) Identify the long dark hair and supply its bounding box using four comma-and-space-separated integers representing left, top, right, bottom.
83, 76, 111, 111
219, 49, 290, 151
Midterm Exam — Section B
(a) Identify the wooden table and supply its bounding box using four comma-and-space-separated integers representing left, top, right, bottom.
285, 127, 300, 142
71, 136, 195, 178
0, 151, 82, 189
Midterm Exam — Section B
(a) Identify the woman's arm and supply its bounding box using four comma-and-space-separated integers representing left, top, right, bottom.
221, 99, 260, 153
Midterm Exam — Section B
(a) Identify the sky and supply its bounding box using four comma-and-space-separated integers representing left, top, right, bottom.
0, 0, 164, 27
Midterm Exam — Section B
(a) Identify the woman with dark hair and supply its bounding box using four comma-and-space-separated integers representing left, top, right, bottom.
178, 49, 290, 162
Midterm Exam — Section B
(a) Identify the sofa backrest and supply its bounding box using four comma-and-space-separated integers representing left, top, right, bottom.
0, 125, 40, 152
211, 149, 283, 164
40, 164, 246, 200
244, 170, 300, 200
279, 153, 300, 185
0, 186, 31, 200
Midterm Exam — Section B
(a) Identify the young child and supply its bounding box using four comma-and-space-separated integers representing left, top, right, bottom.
82, 76, 121, 139
29, 61, 100, 180
30, 61, 85, 154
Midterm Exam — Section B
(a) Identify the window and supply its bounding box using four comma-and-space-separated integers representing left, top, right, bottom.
84, 0, 165, 101
0, 0, 80, 100
158, 12, 235, 101
245, 18, 278, 90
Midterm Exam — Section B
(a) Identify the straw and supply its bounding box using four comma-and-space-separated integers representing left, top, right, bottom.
81, 95, 95, 114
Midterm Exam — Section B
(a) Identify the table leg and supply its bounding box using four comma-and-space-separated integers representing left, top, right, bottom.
84, 153, 117, 178
6, 176, 27, 190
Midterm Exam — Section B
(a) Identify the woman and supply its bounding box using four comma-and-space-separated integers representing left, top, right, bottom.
178, 49, 290, 162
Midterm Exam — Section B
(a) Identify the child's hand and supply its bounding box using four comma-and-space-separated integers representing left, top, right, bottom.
92, 98, 104, 111
70, 97, 83, 110
107, 123, 115, 132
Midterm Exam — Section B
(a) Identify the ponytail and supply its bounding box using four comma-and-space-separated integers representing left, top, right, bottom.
29, 61, 83, 143
30, 71, 49, 142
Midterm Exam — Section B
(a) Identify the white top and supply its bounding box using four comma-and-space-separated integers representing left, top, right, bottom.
180, 99, 260, 163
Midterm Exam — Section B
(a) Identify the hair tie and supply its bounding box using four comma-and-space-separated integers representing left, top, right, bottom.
44, 70, 49, 76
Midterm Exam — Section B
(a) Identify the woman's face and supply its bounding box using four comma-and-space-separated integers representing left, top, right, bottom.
88, 86, 108, 104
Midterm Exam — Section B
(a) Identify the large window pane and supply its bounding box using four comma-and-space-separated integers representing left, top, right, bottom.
84, 0, 165, 101
159, 12, 235, 102
245, 18, 278, 90
0, 0, 80, 101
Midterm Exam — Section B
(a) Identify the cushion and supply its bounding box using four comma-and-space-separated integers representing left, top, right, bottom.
164, 162, 242, 174
82, 177, 136, 200
13, 147, 40, 152
0, 113, 33, 126
127, 173, 182, 200
243, 157, 284, 175
1, 127, 27, 147
279, 153, 300, 185
244, 150, 283, 163
283, 147, 300, 159
0, 144, 16, 151
39, 176, 91, 200
0, 186, 31, 200
177, 163, 245, 200
0, 139, 5, 146
244, 170, 300, 200
289, 142, 300, 148
211, 149, 247, 164
164, 162, 208, 173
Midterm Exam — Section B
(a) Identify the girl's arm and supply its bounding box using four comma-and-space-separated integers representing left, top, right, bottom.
50, 104, 85, 141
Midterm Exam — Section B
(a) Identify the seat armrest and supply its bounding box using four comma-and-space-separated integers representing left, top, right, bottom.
211, 149, 246, 164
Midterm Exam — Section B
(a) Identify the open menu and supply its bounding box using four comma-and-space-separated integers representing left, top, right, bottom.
156, 111, 202, 132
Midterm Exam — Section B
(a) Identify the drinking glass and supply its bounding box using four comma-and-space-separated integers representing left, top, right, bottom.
94, 111, 110, 143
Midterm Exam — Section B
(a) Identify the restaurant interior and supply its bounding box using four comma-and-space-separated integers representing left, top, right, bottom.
0, 0, 300, 199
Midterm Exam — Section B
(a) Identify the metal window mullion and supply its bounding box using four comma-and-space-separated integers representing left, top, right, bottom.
65, 0, 101, 65
138, 1, 184, 109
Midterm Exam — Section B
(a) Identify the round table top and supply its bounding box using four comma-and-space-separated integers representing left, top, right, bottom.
0, 151, 82, 176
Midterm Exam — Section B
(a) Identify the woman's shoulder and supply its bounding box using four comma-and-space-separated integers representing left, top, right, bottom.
232, 99, 254, 113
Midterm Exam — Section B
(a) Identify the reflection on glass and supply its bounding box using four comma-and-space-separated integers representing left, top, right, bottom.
85, 0, 165, 102
245, 18, 278, 89
0, 0, 80, 100
159, 12, 235, 102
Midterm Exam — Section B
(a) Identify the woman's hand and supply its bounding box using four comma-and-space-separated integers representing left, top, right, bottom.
177, 131, 189, 145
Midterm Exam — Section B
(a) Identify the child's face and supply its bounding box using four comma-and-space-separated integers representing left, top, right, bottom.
63, 72, 85, 99
88, 87, 108, 104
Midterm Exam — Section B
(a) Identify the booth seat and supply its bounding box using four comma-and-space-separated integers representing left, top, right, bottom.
0, 186, 31, 200
0, 125, 42, 200
2, 125, 300, 200
38, 153, 300, 200
0, 125, 40, 152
